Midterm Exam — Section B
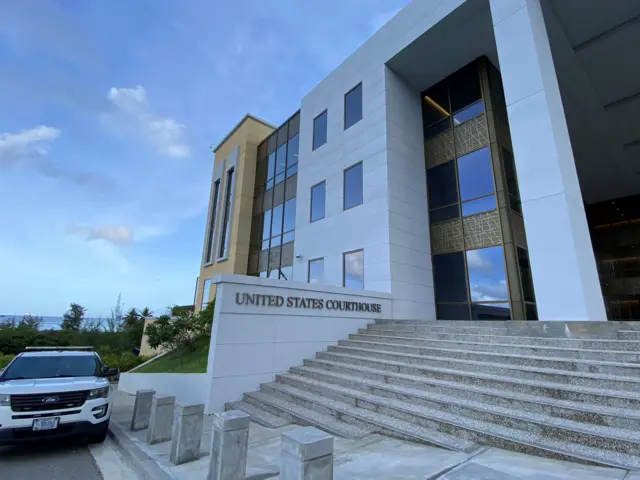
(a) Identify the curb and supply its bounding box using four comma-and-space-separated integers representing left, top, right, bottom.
108, 421, 176, 480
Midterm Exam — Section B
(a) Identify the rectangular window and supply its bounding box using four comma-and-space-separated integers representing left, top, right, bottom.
344, 83, 363, 130
343, 249, 364, 289
218, 168, 234, 259
343, 162, 363, 210
283, 197, 296, 238
204, 180, 220, 264
308, 258, 324, 284
201, 278, 212, 310
310, 181, 326, 222
287, 134, 299, 178
313, 110, 327, 150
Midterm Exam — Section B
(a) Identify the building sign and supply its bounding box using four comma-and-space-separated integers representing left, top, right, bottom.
235, 293, 382, 313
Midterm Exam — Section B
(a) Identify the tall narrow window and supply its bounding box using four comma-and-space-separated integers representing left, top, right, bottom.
218, 168, 234, 259
308, 258, 324, 284
201, 278, 212, 310
313, 110, 327, 150
310, 181, 326, 222
344, 162, 363, 210
343, 249, 364, 289
205, 180, 220, 264
344, 83, 363, 130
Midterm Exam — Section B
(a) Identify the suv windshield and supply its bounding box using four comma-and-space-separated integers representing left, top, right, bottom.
0, 355, 100, 381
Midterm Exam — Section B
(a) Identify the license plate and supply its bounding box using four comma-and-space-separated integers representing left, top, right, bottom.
33, 417, 59, 431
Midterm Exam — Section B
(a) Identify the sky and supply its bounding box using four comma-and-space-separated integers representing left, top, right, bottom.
0, 0, 409, 318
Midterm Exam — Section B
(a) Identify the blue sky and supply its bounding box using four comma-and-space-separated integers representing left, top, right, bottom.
0, 0, 409, 317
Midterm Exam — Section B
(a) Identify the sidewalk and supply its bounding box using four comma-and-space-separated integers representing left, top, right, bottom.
109, 389, 634, 480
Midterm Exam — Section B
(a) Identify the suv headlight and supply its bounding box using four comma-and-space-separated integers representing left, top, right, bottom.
88, 387, 109, 400
0, 394, 10, 406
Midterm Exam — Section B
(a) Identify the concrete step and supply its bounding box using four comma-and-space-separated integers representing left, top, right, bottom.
275, 373, 640, 456
367, 323, 509, 335
619, 330, 640, 341
360, 328, 640, 352
348, 333, 640, 363
336, 339, 640, 376
261, 379, 640, 470
290, 365, 640, 431
242, 390, 373, 439
302, 357, 640, 410
224, 401, 291, 428
322, 347, 640, 392
258, 382, 479, 453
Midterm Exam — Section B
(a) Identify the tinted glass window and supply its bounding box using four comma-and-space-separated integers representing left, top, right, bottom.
311, 182, 326, 222
461, 195, 496, 216
218, 168, 234, 258
457, 147, 493, 201
466, 246, 508, 302
517, 247, 536, 303
343, 250, 364, 289
282, 231, 294, 243
279, 266, 293, 281
471, 303, 511, 320
308, 258, 324, 284
422, 82, 450, 128
525, 303, 538, 321
313, 111, 327, 150
502, 147, 520, 200
424, 119, 451, 140
276, 143, 287, 176
436, 303, 470, 320
287, 134, 299, 168
283, 198, 296, 233
432, 252, 468, 302
267, 152, 276, 182
344, 163, 363, 210
427, 160, 457, 209
450, 63, 481, 113
271, 203, 283, 237
205, 180, 220, 263
453, 100, 484, 125
262, 210, 272, 240
344, 83, 363, 130
202, 278, 211, 309
430, 205, 459, 224
2, 355, 100, 380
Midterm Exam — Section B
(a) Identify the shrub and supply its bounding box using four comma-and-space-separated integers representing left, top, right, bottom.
0, 353, 15, 369
99, 350, 147, 373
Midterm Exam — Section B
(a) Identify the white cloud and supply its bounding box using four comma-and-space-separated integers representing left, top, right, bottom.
106, 85, 190, 158
466, 249, 491, 269
345, 251, 364, 277
67, 224, 133, 245
369, 8, 401, 33
0, 125, 60, 164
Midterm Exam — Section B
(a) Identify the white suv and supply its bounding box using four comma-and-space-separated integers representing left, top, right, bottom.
0, 347, 117, 444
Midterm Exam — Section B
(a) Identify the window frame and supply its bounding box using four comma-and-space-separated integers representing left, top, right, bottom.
217, 167, 235, 261
310, 180, 326, 223
342, 248, 364, 289
344, 82, 363, 130
204, 179, 221, 265
201, 278, 212, 310
312, 110, 328, 151
343, 161, 364, 211
307, 257, 325, 284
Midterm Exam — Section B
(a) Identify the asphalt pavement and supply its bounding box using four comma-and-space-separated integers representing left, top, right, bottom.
0, 438, 103, 480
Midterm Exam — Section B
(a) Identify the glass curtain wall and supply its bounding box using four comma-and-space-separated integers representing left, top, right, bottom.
248, 112, 300, 281
422, 59, 537, 320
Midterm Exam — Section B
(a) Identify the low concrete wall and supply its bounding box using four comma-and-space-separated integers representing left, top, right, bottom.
206, 274, 392, 413
118, 373, 210, 405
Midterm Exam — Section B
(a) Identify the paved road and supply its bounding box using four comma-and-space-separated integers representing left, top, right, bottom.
0, 438, 103, 480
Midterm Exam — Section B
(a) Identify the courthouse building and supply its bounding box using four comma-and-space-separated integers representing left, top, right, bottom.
194, 0, 640, 322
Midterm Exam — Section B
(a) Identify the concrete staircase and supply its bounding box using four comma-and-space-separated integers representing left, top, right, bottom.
226, 321, 640, 471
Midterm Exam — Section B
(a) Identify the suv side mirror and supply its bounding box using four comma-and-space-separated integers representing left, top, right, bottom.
101, 365, 120, 377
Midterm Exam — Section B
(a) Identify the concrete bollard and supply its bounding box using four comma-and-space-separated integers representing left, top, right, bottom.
207, 410, 251, 480
281, 427, 334, 480
170, 403, 205, 465
131, 389, 155, 431
147, 394, 176, 445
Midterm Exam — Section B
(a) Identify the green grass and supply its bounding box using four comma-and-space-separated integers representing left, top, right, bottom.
133, 337, 209, 373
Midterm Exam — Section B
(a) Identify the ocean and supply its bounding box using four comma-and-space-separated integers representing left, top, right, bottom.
0, 315, 63, 330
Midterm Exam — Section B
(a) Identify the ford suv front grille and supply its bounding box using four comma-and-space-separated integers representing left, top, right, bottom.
11, 390, 90, 412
